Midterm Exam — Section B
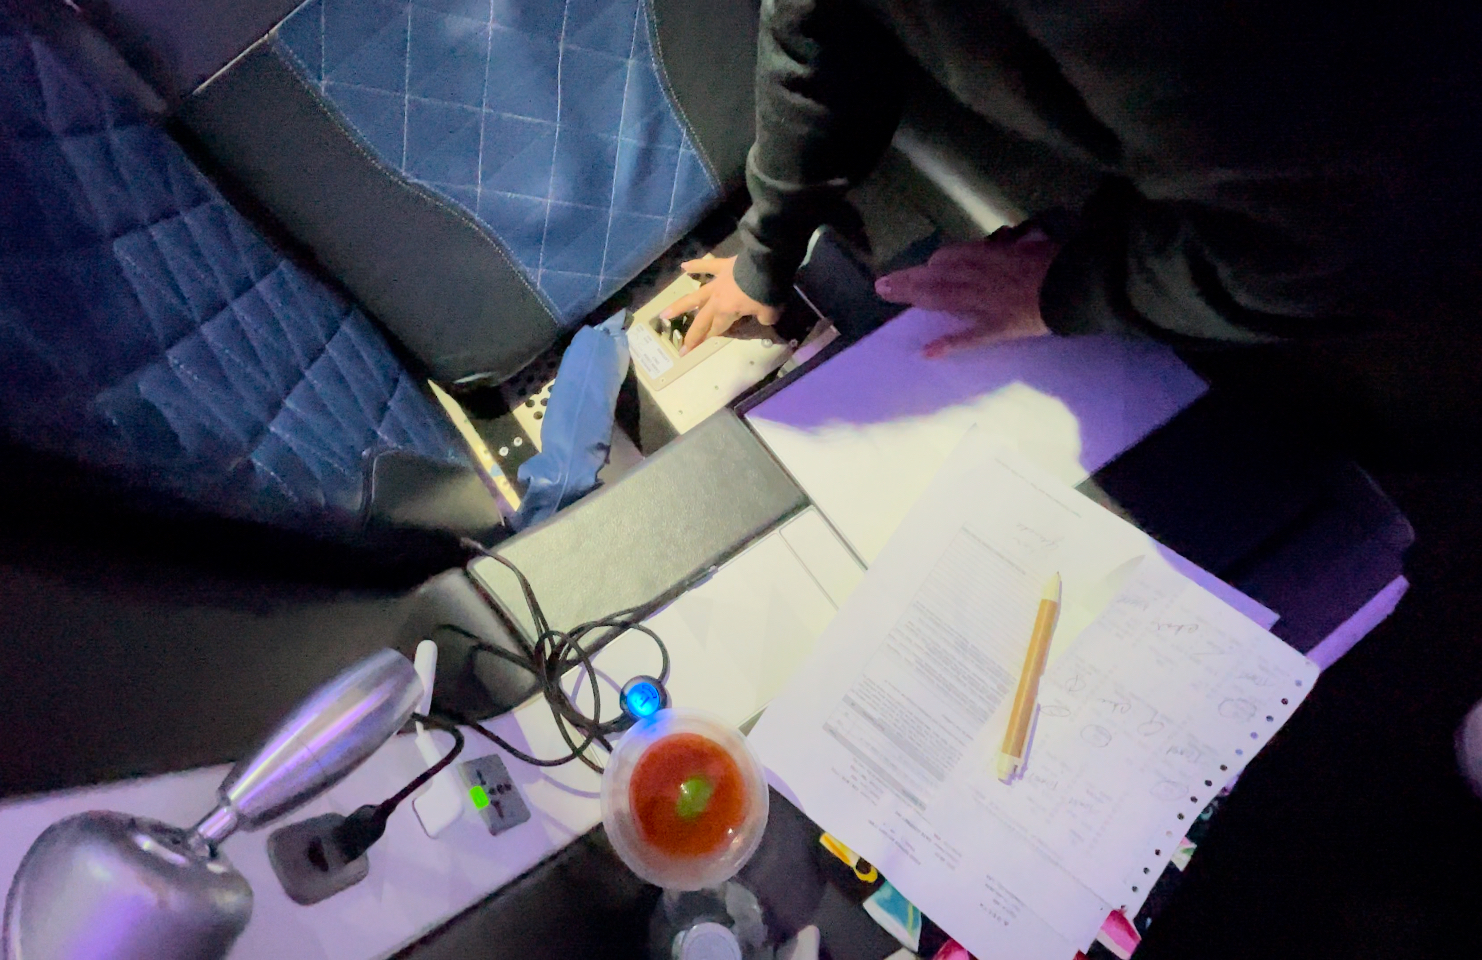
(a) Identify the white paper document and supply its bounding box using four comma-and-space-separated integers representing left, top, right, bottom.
744, 308, 1208, 564
750, 436, 1318, 959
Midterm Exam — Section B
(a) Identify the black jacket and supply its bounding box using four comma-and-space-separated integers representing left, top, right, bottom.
733, 0, 1482, 343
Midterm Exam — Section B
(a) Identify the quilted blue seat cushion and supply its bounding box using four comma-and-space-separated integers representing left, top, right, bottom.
0, 17, 471, 528
274, 0, 722, 323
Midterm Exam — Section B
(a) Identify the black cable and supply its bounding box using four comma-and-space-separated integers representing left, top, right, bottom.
378, 713, 466, 811
326, 542, 680, 862
427, 624, 603, 770
332, 712, 464, 862
432, 537, 676, 774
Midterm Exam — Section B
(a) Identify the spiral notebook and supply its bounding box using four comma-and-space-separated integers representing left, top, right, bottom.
750, 434, 1319, 959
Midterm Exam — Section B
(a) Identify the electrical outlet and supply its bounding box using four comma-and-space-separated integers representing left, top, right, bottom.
650, 304, 701, 353
266, 813, 370, 905
458, 754, 532, 837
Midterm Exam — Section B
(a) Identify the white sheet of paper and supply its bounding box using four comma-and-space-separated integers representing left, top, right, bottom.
750, 435, 1317, 959
744, 309, 1209, 565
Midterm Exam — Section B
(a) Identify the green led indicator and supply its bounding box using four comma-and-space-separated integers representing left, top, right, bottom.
469, 785, 491, 810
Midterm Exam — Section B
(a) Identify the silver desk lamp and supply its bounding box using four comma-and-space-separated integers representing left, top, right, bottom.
3, 648, 421, 960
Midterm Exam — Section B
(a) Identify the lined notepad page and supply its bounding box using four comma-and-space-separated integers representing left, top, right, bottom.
935, 561, 1317, 929
751, 435, 1318, 959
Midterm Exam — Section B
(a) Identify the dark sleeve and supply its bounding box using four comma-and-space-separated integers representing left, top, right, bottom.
1039, 177, 1388, 346
732, 0, 909, 306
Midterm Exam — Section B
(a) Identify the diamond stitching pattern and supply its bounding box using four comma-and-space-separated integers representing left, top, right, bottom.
0, 19, 469, 526
277, 0, 720, 323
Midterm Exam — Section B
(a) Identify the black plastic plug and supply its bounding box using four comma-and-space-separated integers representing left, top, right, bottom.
331, 804, 390, 864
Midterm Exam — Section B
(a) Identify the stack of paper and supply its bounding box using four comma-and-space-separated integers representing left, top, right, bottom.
744, 309, 1209, 564
750, 434, 1317, 958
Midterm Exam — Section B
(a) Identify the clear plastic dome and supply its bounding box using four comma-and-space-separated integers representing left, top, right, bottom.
601, 709, 770, 890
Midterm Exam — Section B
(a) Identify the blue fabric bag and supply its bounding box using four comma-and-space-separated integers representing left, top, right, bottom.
513, 313, 632, 530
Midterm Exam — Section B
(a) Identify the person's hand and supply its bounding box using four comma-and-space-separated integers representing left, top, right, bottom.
874, 227, 1061, 358
660, 256, 782, 355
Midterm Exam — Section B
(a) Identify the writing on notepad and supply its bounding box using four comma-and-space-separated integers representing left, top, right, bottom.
940, 563, 1314, 910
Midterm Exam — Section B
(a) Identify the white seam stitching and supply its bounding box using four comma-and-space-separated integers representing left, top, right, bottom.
663, 123, 685, 233
597, 1, 642, 285
400, 3, 411, 170
536, 0, 574, 292
560, 38, 632, 62
175, 195, 242, 317
628, 0, 641, 60
642, 0, 721, 189
475, 0, 494, 218
266, 35, 556, 313
417, 183, 644, 214
318, 80, 687, 154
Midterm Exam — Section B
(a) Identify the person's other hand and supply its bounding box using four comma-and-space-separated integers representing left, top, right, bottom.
660, 256, 782, 355
874, 227, 1061, 358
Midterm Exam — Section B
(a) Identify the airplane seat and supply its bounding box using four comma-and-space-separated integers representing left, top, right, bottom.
74, 0, 762, 385
0, 1, 496, 539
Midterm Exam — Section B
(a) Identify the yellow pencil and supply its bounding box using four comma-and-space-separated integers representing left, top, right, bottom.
997, 572, 1062, 783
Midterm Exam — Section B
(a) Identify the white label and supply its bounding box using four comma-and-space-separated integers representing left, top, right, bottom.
628, 323, 676, 380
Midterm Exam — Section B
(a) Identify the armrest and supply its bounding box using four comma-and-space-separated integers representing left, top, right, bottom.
475, 410, 807, 642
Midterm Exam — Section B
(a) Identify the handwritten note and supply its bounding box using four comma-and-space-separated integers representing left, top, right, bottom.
936, 561, 1316, 921
751, 436, 1318, 959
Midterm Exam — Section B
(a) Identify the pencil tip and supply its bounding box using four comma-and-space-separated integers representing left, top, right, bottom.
1044, 572, 1061, 603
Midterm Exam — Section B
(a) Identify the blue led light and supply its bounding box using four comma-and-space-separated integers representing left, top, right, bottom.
624, 680, 663, 719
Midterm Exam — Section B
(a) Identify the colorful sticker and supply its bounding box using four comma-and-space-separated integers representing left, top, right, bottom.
863, 881, 922, 952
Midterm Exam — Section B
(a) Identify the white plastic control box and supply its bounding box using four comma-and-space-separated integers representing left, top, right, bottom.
627, 269, 795, 449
